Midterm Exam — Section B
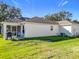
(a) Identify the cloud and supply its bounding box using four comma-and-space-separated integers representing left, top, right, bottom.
56, 0, 60, 6
62, 0, 69, 6
57, 0, 64, 8
54, 0, 69, 12
57, 0, 69, 8
54, 0, 61, 11
54, 0, 64, 12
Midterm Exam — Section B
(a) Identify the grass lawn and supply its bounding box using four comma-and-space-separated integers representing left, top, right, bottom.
0, 36, 79, 59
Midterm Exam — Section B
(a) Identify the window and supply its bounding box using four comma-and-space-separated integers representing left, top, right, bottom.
7, 25, 11, 32
50, 26, 53, 31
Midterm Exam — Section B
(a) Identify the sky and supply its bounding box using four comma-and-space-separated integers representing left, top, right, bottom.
2, 0, 79, 20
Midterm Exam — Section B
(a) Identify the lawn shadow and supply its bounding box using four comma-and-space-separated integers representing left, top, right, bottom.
12, 36, 79, 42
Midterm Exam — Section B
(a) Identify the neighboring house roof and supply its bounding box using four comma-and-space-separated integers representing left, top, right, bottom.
25, 17, 58, 24
22, 17, 31, 20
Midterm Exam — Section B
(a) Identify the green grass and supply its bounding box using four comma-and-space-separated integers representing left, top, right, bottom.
0, 36, 79, 59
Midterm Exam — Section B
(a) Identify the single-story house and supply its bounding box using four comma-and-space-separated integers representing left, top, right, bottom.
0, 19, 59, 40
0, 19, 79, 40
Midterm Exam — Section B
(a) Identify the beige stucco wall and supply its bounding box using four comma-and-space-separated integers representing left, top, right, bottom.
24, 22, 59, 38
72, 23, 79, 36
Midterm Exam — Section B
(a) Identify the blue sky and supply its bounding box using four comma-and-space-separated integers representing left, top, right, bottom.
3, 0, 79, 20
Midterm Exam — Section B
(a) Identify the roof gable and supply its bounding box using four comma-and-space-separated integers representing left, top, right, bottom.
58, 20, 72, 25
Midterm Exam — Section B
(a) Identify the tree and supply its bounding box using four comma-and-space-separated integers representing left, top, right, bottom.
0, 2, 22, 22
73, 20, 79, 23
0, 3, 8, 21
7, 7, 21, 20
59, 11, 72, 21
45, 11, 72, 21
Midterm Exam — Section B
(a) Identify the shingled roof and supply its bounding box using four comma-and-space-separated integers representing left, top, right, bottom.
4, 18, 23, 23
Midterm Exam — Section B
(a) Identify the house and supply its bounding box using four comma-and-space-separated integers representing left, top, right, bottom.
0, 19, 59, 40
1, 19, 79, 40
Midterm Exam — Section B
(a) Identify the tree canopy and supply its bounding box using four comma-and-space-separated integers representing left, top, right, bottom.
0, 2, 22, 22
45, 11, 72, 21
